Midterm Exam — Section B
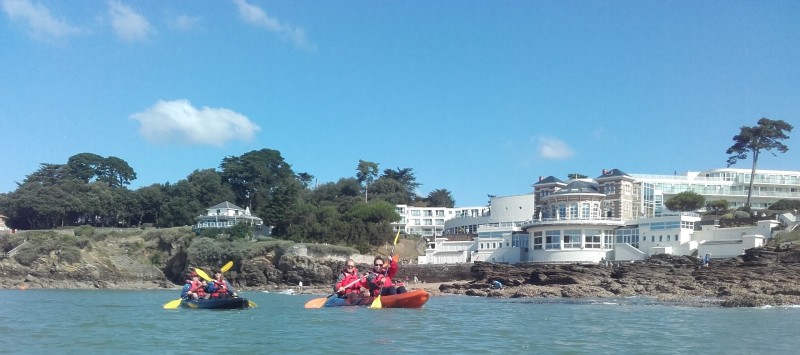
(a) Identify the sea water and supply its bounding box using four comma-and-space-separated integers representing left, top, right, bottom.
0, 289, 797, 354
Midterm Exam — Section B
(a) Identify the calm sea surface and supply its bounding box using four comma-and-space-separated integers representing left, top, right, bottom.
1, 289, 798, 354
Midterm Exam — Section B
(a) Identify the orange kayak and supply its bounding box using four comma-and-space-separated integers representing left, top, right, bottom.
321, 289, 430, 308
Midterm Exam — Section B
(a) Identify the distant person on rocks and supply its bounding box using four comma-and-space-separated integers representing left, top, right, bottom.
702, 253, 711, 268
367, 255, 407, 296
334, 259, 365, 298
492, 280, 503, 290
413, 275, 419, 284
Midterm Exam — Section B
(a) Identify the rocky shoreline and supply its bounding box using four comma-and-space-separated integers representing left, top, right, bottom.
437, 246, 800, 307
4, 239, 800, 308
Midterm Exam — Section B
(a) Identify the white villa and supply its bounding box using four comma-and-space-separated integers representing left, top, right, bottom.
0, 214, 9, 232
418, 168, 800, 265
194, 201, 266, 233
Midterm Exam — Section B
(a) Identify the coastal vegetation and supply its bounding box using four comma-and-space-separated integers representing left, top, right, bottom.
725, 117, 793, 208
0, 149, 454, 252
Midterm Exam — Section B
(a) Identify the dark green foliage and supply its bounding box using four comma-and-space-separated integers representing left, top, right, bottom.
74, 225, 95, 238
665, 191, 706, 212
726, 118, 793, 208
1, 148, 419, 249
426, 188, 455, 207
186, 238, 254, 269
0, 233, 26, 252
705, 200, 730, 215
11, 231, 83, 266
769, 199, 800, 211
228, 222, 254, 240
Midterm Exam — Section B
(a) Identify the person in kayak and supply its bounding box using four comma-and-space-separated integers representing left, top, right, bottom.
334, 259, 366, 298
187, 272, 211, 300
212, 270, 237, 298
366, 255, 407, 296
181, 271, 199, 299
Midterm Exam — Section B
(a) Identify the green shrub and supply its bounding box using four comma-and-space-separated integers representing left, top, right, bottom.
733, 211, 751, 219
185, 238, 253, 269
74, 225, 95, 238
305, 243, 359, 256
13, 245, 39, 266
58, 246, 82, 264
246, 239, 294, 258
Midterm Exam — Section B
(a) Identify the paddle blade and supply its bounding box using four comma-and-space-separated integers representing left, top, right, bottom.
163, 299, 182, 309
248, 300, 257, 308
393, 229, 400, 245
194, 268, 213, 282
304, 298, 328, 309
369, 295, 382, 309
221, 261, 234, 273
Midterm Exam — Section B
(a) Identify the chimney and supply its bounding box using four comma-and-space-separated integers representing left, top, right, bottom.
602, 169, 607, 175
538, 176, 543, 182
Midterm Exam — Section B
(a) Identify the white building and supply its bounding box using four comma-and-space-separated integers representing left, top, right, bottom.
631, 168, 800, 211
420, 167, 799, 265
393, 204, 487, 238
417, 194, 535, 264
194, 201, 266, 234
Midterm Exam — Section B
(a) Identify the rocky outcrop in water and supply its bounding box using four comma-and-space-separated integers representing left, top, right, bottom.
438, 246, 800, 307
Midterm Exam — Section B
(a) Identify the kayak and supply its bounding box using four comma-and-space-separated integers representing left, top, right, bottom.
181, 297, 251, 309
323, 289, 430, 308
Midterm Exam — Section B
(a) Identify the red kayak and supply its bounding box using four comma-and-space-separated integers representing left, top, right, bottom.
305, 289, 430, 309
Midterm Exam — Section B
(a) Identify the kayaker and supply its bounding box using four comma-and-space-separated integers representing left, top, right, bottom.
180, 271, 197, 299
334, 259, 366, 298
186, 272, 205, 300
366, 255, 407, 296
213, 270, 237, 298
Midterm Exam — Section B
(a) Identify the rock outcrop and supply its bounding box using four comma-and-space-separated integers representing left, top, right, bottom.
439, 247, 800, 307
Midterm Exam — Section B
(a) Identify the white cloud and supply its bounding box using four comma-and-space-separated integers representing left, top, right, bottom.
537, 137, 574, 159
108, 0, 153, 41
2, 0, 82, 40
172, 14, 200, 31
131, 99, 261, 146
232, 0, 312, 50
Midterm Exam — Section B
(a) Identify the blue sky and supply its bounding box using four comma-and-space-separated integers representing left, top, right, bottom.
1, 0, 798, 207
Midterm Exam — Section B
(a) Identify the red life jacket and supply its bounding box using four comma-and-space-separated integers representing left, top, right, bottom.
212, 279, 228, 298
189, 280, 203, 292
335, 269, 363, 295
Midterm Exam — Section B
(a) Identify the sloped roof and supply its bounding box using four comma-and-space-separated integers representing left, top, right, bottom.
552, 180, 601, 195
534, 176, 565, 185
596, 168, 631, 179
208, 201, 245, 210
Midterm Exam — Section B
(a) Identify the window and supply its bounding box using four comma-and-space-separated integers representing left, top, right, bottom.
667, 235, 671, 242
533, 231, 543, 250
585, 235, 601, 249
564, 229, 581, 249
546, 230, 561, 250
411, 210, 421, 216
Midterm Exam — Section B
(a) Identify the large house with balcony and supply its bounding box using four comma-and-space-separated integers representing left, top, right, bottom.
418, 167, 799, 265
194, 201, 266, 235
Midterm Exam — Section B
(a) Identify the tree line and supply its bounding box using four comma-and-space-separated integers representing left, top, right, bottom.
0, 149, 455, 250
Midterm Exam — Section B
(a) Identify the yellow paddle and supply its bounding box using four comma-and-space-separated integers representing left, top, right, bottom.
163, 299, 182, 309
370, 230, 400, 309
221, 261, 234, 273
194, 267, 213, 282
